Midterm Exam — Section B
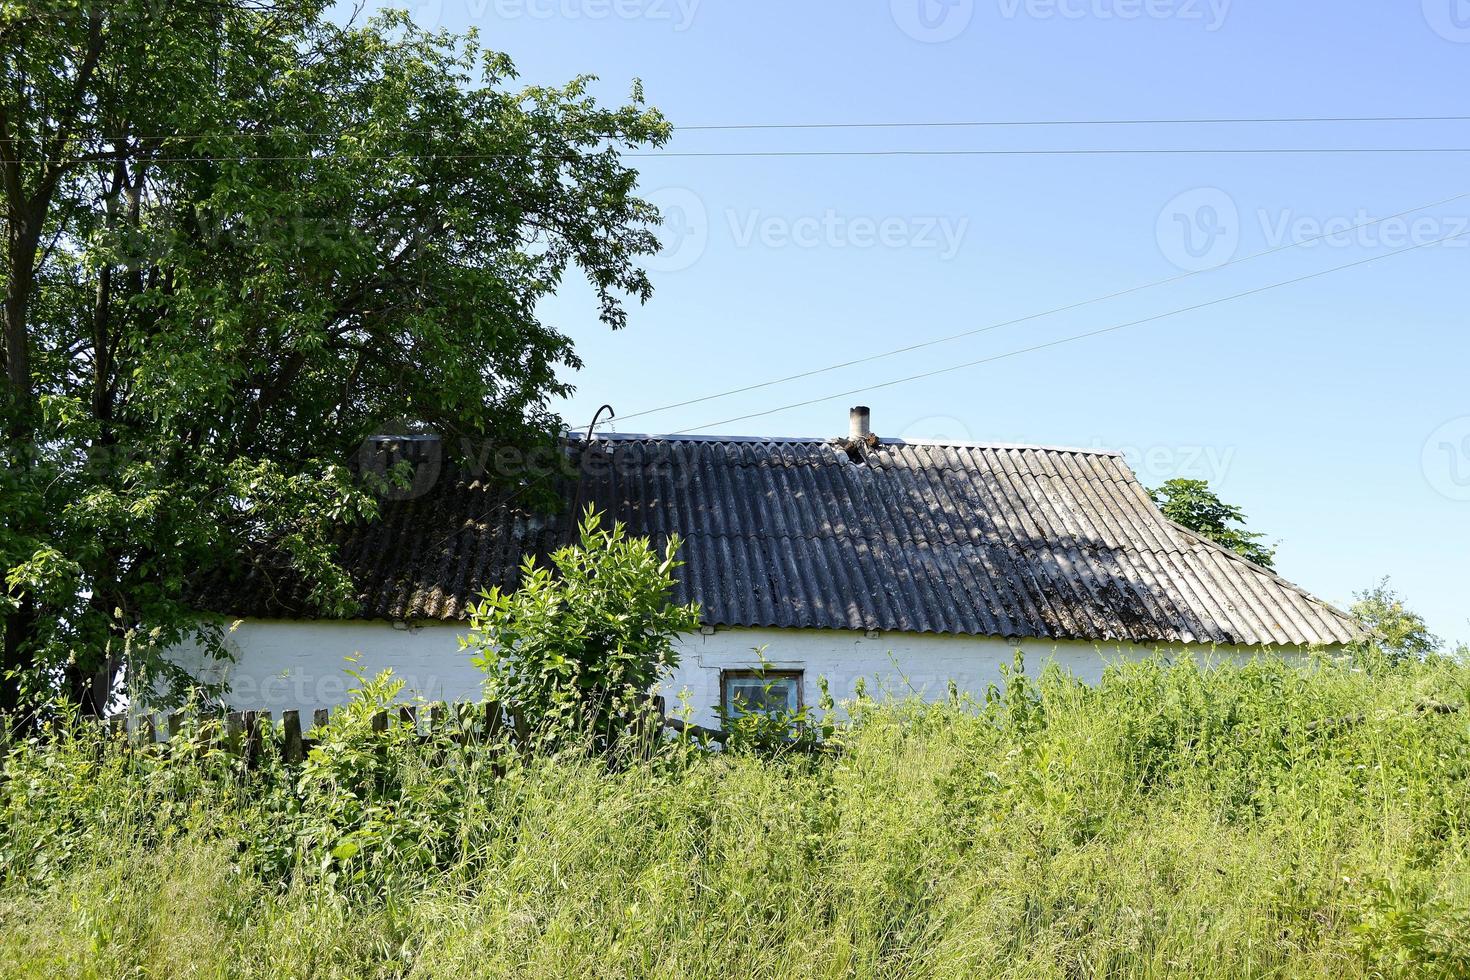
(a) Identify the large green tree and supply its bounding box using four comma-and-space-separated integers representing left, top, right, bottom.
1148, 478, 1277, 571
0, 0, 669, 717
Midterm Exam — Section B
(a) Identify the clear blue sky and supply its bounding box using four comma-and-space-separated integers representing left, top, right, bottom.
363, 0, 1469, 645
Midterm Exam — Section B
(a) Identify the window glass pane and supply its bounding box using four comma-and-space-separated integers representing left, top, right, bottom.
724, 675, 799, 716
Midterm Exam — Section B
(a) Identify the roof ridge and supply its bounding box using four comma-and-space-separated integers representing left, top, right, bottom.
566, 430, 1122, 457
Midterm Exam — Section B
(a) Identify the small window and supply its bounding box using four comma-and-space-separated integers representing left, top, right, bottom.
721, 670, 803, 718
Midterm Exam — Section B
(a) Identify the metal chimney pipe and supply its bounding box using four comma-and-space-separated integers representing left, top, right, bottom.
849, 405, 871, 441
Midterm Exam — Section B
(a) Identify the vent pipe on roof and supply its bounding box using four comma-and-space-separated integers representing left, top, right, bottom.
841, 406, 878, 463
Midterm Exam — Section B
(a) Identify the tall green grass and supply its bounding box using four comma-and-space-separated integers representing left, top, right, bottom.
1, 653, 1468, 978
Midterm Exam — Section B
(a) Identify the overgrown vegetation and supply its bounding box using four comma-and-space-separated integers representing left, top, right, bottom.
1, 652, 1467, 978
464, 509, 701, 752
1349, 578, 1442, 666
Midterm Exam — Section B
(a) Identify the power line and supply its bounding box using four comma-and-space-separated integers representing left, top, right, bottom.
672, 227, 1469, 435
631, 148, 1470, 158
8, 112, 1469, 143
26, 147, 1470, 164
679, 114, 1470, 131
605, 190, 1470, 427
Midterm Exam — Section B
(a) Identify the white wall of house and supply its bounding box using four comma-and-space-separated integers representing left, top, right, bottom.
169, 619, 1321, 729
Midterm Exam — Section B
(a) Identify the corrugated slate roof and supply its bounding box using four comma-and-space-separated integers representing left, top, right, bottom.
206, 433, 1357, 647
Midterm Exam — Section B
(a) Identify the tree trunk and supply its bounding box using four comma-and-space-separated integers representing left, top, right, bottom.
0, 598, 36, 726
2, 210, 40, 419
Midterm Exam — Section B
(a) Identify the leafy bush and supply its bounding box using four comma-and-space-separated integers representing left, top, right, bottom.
286, 667, 467, 893
463, 509, 701, 752
1349, 578, 1440, 666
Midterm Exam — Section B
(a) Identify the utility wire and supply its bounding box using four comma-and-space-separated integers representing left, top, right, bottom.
7, 112, 1470, 143
631, 148, 1470, 158
679, 114, 1470, 130
26, 147, 1470, 164
604, 190, 1470, 428
672, 226, 1470, 435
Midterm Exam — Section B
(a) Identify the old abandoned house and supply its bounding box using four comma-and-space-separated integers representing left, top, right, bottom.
175, 408, 1356, 728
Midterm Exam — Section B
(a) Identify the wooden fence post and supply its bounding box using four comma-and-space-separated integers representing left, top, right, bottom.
254, 711, 273, 768
225, 711, 245, 756
282, 710, 304, 764
243, 711, 262, 768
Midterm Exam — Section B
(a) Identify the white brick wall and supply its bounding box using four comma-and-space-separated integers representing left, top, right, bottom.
171, 620, 1323, 729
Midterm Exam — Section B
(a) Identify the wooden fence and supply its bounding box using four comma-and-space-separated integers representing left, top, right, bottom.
104, 697, 734, 768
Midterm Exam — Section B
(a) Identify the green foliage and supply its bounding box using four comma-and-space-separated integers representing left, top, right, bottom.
1149, 478, 1278, 570
464, 509, 700, 751
0, 1, 670, 715
714, 646, 836, 755
287, 667, 465, 894
1348, 578, 1440, 667
3, 654, 1470, 977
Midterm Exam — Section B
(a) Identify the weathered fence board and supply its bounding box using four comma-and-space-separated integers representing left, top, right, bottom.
94, 697, 742, 768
